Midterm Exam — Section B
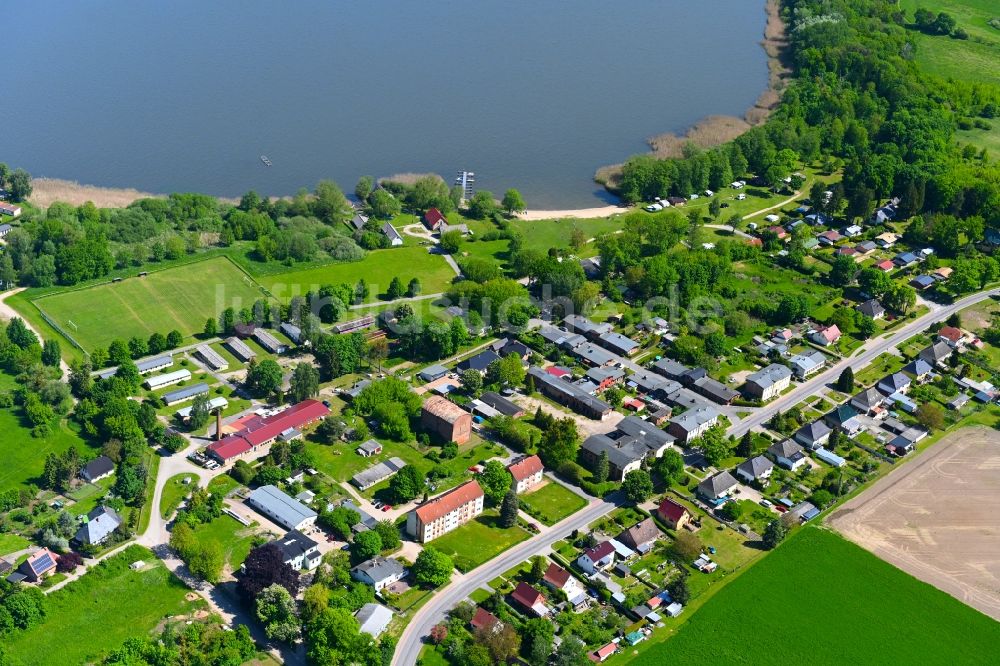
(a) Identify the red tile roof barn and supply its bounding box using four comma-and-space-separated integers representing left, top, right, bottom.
422, 395, 467, 424
208, 400, 329, 461
414, 480, 484, 523
508, 455, 543, 481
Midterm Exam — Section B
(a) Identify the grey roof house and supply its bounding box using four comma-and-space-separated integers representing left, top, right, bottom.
73, 506, 122, 546
794, 420, 831, 450
877, 372, 911, 396
351, 557, 408, 592
80, 455, 115, 483
735, 455, 774, 483
697, 470, 739, 501
768, 439, 808, 470
271, 530, 322, 570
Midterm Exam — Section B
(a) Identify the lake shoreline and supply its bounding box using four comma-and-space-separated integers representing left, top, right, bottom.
26, 2, 784, 214
593, 0, 788, 194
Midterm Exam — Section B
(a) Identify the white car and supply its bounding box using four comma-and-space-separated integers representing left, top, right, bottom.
736, 193, 747, 200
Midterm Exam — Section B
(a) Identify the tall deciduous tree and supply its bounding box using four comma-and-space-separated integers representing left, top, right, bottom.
501, 189, 526, 215
479, 460, 513, 504
412, 547, 453, 588
256, 584, 300, 642
245, 359, 283, 397
622, 469, 653, 503
289, 363, 319, 402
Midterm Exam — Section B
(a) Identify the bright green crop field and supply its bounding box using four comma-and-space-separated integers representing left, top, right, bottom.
628, 527, 1000, 665
30, 256, 266, 351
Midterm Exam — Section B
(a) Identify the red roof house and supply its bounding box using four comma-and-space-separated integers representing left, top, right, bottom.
938, 326, 963, 346
511, 582, 549, 617
876, 259, 894, 272
590, 643, 617, 663
657, 497, 693, 530
207, 400, 330, 463
424, 207, 447, 230
545, 366, 571, 378
507, 455, 544, 493
542, 562, 572, 590
810, 324, 842, 346
470, 607, 502, 633
20, 548, 57, 581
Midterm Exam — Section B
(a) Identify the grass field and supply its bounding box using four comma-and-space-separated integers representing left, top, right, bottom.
5, 545, 202, 665
627, 527, 1000, 665
259, 245, 457, 304
428, 512, 530, 572
900, 0, 1000, 85
159, 473, 196, 519
31, 257, 266, 352
191, 513, 262, 571
0, 409, 95, 493
518, 481, 588, 525
305, 436, 500, 499
0, 532, 30, 557
898, 1, 1000, 154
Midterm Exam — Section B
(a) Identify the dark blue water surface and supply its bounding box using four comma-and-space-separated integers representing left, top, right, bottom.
4, 0, 767, 208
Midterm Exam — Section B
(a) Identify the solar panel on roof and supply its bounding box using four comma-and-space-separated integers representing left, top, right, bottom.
32, 552, 54, 571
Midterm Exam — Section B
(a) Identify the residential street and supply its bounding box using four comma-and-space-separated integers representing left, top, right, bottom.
392, 493, 622, 666
391, 286, 1000, 665
731, 287, 1000, 437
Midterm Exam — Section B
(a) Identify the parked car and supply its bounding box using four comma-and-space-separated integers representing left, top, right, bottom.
381, 505, 392, 512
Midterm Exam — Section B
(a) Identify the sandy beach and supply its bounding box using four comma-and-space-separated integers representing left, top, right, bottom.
518, 205, 626, 221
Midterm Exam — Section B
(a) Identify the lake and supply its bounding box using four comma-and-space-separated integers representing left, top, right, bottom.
4, 0, 768, 208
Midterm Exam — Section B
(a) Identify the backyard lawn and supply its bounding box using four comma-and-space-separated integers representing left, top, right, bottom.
191, 514, 262, 571
0, 409, 96, 493
519, 481, 587, 525
31, 256, 266, 351
4, 546, 202, 665
626, 527, 1000, 664
258, 245, 457, 304
428, 512, 530, 572
306, 436, 502, 498
0, 532, 30, 557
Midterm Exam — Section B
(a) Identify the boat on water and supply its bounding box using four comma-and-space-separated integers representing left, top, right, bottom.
260, 155, 272, 166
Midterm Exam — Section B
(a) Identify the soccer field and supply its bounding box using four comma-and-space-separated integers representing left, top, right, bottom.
32, 257, 267, 351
